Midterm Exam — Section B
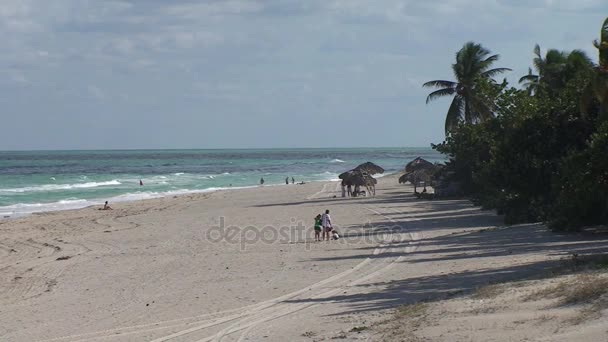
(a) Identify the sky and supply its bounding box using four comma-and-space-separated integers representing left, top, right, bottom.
0, 0, 606, 150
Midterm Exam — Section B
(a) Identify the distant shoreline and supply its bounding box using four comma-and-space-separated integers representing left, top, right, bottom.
0, 146, 434, 153
1, 148, 432, 219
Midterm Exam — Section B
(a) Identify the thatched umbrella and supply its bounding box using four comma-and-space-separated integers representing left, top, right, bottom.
349, 172, 376, 185
339, 170, 376, 196
405, 157, 434, 173
354, 162, 385, 175
401, 158, 437, 193
338, 170, 356, 180
412, 168, 436, 193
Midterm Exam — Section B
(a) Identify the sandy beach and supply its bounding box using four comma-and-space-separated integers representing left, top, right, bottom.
2, 175, 608, 341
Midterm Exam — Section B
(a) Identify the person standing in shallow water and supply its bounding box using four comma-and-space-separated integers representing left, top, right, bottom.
291, 177, 295, 184
285, 177, 289, 185
260, 177, 264, 185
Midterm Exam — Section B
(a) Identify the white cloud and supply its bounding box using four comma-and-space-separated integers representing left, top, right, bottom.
0, 0, 606, 149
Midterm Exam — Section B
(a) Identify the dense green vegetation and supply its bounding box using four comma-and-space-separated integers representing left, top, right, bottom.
426, 17, 608, 231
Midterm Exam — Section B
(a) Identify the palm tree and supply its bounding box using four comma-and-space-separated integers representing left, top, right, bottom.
518, 44, 542, 95
582, 17, 608, 120
423, 42, 511, 134
519, 67, 539, 95
520, 44, 593, 95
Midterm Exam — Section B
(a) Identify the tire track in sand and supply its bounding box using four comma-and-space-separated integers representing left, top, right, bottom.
215, 204, 419, 342
155, 202, 418, 342
40, 182, 416, 342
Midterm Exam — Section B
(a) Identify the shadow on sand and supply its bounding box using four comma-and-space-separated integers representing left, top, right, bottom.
286, 186, 608, 316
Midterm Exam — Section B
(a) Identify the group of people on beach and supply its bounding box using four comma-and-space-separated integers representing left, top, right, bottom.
259, 177, 305, 185
340, 182, 362, 197
313, 210, 339, 241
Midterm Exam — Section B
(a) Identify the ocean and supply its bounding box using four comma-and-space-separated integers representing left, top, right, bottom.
0, 148, 444, 218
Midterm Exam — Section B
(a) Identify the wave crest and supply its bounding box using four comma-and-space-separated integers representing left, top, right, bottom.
0, 180, 122, 194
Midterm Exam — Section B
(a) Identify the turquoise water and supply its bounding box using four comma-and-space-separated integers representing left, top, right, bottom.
0, 148, 443, 217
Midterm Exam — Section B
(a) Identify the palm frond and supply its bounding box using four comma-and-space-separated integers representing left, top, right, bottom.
518, 76, 538, 85
445, 95, 464, 134
422, 80, 456, 89
533, 44, 541, 59
533, 57, 545, 76
425, 88, 455, 104
568, 49, 594, 66
482, 54, 499, 64
519, 69, 539, 84
545, 49, 568, 64
481, 67, 512, 78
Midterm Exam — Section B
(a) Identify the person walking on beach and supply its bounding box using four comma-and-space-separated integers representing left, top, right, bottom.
341, 181, 346, 198
347, 184, 352, 197
260, 177, 265, 185
286, 177, 289, 185
314, 214, 322, 241
321, 210, 332, 241
291, 177, 295, 184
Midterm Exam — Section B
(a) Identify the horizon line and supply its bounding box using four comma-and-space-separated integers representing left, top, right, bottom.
0, 146, 435, 153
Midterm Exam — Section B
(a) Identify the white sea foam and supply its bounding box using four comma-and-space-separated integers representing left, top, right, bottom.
0, 180, 122, 194
0, 199, 92, 218
330, 159, 345, 163
0, 185, 258, 218
173, 173, 185, 176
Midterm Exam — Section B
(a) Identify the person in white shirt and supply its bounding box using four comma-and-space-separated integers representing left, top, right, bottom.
321, 210, 332, 241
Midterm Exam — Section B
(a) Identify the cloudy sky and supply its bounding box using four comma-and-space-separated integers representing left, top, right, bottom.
1, 0, 606, 150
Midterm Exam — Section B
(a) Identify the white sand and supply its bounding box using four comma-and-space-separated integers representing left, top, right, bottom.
1, 175, 607, 341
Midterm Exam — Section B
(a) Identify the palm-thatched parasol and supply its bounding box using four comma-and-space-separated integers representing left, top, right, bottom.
405, 157, 434, 173
338, 169, 377, 196
350, 172, 377, 185
354, 161, 385, 175
399, 169, 432, 184
339, 170, 357, 181
401, 158, 438, 193
339, 170, 374, 184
